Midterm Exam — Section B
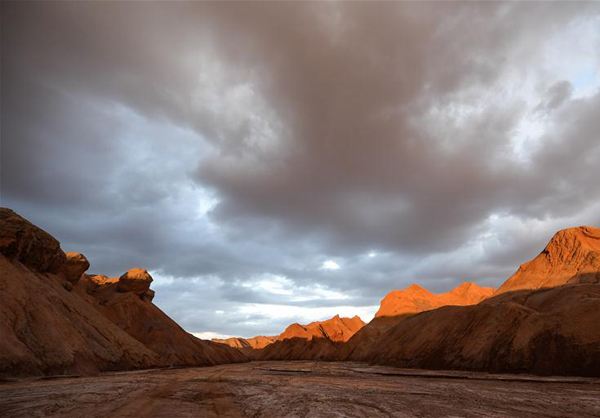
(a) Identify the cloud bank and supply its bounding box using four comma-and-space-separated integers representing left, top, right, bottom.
2, 2, 600, 337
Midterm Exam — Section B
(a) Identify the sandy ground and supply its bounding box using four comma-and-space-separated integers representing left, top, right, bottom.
1, 361, 599, 418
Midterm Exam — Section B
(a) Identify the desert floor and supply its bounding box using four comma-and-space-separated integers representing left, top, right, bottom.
1, 361, 599, 417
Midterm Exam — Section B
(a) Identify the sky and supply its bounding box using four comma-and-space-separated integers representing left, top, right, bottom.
2, 2, 600, 339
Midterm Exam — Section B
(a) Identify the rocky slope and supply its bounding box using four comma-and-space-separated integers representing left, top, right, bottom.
276, 314, 365, 342
215, 315, 364, 351
345, 226, 600, 375
359, 284, 600, 376
215, 315, 366, 360
3, 206, 598, 377
0, 208, 246, 377
255, 315, 365, 360
341, 282, 494, 361
497, 226, 600, 294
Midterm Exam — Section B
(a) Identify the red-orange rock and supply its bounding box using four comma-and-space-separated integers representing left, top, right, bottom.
356, 284, 600, 376
117, 268, 153, 294
0, 208, 65, 273
375, 282, 494, 318
62, 252, 90, 283
213, 336, 276, 351
278, 314, 365, 343
0, 209, 247, 377
251, 315, 365, 361
496, 226, 600, 294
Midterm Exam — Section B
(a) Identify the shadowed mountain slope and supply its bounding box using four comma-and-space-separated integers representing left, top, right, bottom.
356, 283, 600, 376
343, 226, 600, 376
214, 315, 365, 360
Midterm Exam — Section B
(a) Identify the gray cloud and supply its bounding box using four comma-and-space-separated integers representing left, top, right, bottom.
2, 2, 600, 337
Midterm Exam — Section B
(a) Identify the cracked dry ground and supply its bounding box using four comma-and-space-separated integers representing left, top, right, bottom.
1, 362, 599, 418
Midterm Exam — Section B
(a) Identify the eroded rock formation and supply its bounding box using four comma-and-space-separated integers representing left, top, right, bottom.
343, 226, 600, 375
375, 282, 494, 318
497, 226, 600, 293
2, 206, 599, 377
355, 284, 600, 376
213, 336, 276, 350
0, 208, 246, 377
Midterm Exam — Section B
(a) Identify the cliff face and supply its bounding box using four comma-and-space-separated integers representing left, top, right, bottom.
0, 208, 246, 377
497, 226, 600, 294
375, 282, 494, 318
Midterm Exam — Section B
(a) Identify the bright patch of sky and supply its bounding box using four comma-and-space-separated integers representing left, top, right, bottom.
192, 331, 233, 340
321, 260, 341, 270
237, 304, 378, 329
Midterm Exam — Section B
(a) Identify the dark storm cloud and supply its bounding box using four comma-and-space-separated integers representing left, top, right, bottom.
2, 1, 600, 336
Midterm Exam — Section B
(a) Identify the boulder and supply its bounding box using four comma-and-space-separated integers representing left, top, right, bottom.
85, 274, 118, 293
0, 207, 66, 273
117, 268, 153, 294
62, 252, 90, 283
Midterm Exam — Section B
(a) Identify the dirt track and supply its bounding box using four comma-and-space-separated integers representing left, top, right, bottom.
1, 361, 599, 417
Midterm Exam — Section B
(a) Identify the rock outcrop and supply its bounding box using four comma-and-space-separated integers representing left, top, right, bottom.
77, 270, 245, 367
215, 315, 365, 356
0, 208, 65, 273
355, 284, 600, 376
213, 336, 276, 350
62, 252, 90, 283
117, 268, 153, 294
376, 282, 494, 318
496, 226, 600, 294
277, 315, 365, 342
3, 206, 599, 377
342, 282, 494, 361
251, 315, 365, 361
0, 208, 246, 377
344, 226, 600, 376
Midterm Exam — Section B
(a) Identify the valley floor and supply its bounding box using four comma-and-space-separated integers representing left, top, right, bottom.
1, 361, 599, 418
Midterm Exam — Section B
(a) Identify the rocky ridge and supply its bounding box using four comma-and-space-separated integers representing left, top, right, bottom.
0, 208, 246, 377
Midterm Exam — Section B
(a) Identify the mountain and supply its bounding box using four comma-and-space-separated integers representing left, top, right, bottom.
4, 206, 599, 377
214, 314, 365, 353
0, 208, 246, 377
277, 314, 365, 342
355, 284, 600, 376
343, 225, 600, 376
254, 315, 365, 361
341, 282, 493, 361
213, 315, 365, 360
375, 282, 494, 317
497, 226, 600, 294
213, 336, 276, 350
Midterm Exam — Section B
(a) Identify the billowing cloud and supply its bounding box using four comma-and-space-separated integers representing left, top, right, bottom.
2, 2, 600, 337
